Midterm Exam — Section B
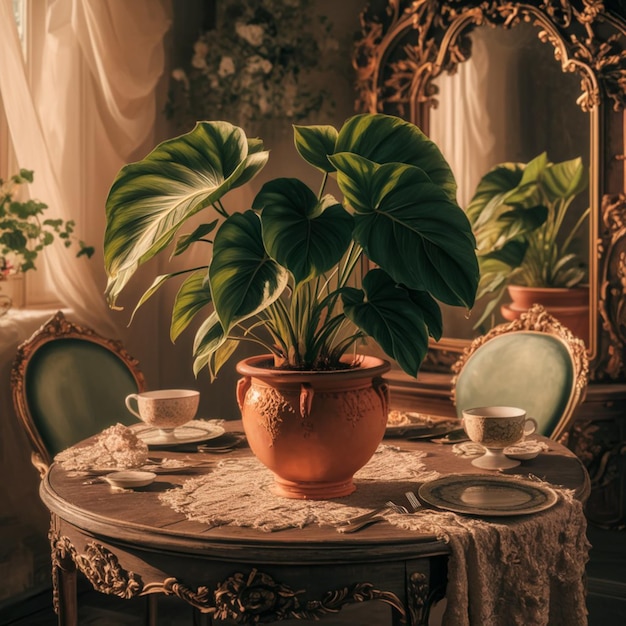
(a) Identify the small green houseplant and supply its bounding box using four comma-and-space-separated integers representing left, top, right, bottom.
0, 168, 94, 277
104, 114, 479, 380
468, 152, 588, 328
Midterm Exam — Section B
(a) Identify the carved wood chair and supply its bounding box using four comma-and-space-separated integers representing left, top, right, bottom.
11, 310, 146, 476
10, 311, 161, 624
451, 304, 589, 442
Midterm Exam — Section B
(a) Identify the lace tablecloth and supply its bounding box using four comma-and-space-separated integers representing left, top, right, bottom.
160, 445, 590, 626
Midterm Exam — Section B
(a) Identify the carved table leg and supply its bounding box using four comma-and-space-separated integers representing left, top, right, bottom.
50, 523, 78, 626
54, 562, 78, 626
406, 571, 430, 626
192, 608, 213, 625
144, 595, 158, 626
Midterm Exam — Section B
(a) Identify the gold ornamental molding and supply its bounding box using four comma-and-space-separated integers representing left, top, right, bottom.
598, 193, 626, 379
354, 0, 626, 118
49, 531, 143, 614
49, 531, 415, 623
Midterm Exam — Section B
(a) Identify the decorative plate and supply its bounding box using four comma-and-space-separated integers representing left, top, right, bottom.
132, 421, 225, 446
386, 422, 462, 439
418, 474, 558, 516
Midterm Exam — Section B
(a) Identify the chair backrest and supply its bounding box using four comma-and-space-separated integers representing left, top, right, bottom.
11, 310, 145, 474
451, 304, 589, 441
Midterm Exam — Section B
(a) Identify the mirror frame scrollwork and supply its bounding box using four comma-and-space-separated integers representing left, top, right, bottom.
354, 0, 626, 382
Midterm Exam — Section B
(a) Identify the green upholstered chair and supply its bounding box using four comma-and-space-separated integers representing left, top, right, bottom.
11, 310, 145, 476
451, 304, 589, 441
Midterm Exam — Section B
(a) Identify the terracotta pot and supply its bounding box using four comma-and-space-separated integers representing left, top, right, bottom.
501, 285, 590, 345
236, 354, 391, 500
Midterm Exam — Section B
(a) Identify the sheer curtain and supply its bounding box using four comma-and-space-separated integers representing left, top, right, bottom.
0, 0, 171, 338
429, 26, 522, 209
429, 26, 524, 337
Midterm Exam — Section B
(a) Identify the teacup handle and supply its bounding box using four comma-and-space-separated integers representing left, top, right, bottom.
524, 417, 538, 436
125, 394, 141, 419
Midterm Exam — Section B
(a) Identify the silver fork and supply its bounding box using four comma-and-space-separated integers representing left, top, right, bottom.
337, 501, 409, 533
405, 491, 423, 512
387, 500, 411, 513
338, 500, 408, 526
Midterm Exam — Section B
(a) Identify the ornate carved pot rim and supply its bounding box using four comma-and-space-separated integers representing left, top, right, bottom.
235, 354, 391, 383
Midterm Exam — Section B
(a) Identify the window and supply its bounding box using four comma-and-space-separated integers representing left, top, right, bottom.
1, 0, 63, 308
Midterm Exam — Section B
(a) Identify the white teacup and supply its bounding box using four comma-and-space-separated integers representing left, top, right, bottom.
461, 406, 537, 470
125, 389, 200, 436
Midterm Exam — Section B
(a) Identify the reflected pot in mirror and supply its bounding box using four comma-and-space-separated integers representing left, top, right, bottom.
236, 355, 390, 500
501, 285, 589, 346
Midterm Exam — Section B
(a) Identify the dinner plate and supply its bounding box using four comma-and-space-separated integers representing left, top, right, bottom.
197, 431, 247, 452
132, 421, 225, 446
418, 474, 558, 516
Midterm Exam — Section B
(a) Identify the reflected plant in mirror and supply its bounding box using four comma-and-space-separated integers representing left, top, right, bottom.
469, 152, 588, 329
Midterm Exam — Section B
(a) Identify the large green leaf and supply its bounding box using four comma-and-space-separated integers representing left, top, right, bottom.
551, 253, 586, 287
104, 121, 269, 307
503, 152, 547, 206
484, 204, 548, 251
254, 178, 353, 283
467, 164, 523, 224
171, 270, 212, 341
342, 269, 431, 377
542, 156, 587, 200
207, 339, 241, 381
479, 239, 528, 268
129, 271, 188, 324
174, 220, 219, 256
192, 311, 228, 376
332, 153, 478, 308
293, 125, 338, 173
407, 289, 443, 341
209, 210, 289, 332
334, 114, 458, 203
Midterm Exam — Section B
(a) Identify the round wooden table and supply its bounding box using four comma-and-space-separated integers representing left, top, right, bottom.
39, 426, 590, 626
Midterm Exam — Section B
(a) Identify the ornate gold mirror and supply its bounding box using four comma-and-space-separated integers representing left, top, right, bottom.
354, 0, 626, 382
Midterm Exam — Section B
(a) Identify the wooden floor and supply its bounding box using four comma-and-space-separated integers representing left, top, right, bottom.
585, 525, 626, 626
0, 593, 394, 626
1, 525, 624, 626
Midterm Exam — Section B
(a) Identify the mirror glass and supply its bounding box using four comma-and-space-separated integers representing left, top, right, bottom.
427, 22, 590, 340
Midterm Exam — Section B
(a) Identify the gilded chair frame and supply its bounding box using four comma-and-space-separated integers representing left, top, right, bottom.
451, 304, 589, 442
11, 310, 145, 476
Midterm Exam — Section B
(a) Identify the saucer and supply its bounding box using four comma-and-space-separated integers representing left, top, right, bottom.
504, 445, 542, 461
102, 470, 156, 488
133, 421, 225, 446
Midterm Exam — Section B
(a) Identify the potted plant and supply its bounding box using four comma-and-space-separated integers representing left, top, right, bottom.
0, 169, 94, 312
103, 114, 479, 498
468, 152, 589, 341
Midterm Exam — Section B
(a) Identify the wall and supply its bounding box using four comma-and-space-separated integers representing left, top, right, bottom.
151, 0, 366, 421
